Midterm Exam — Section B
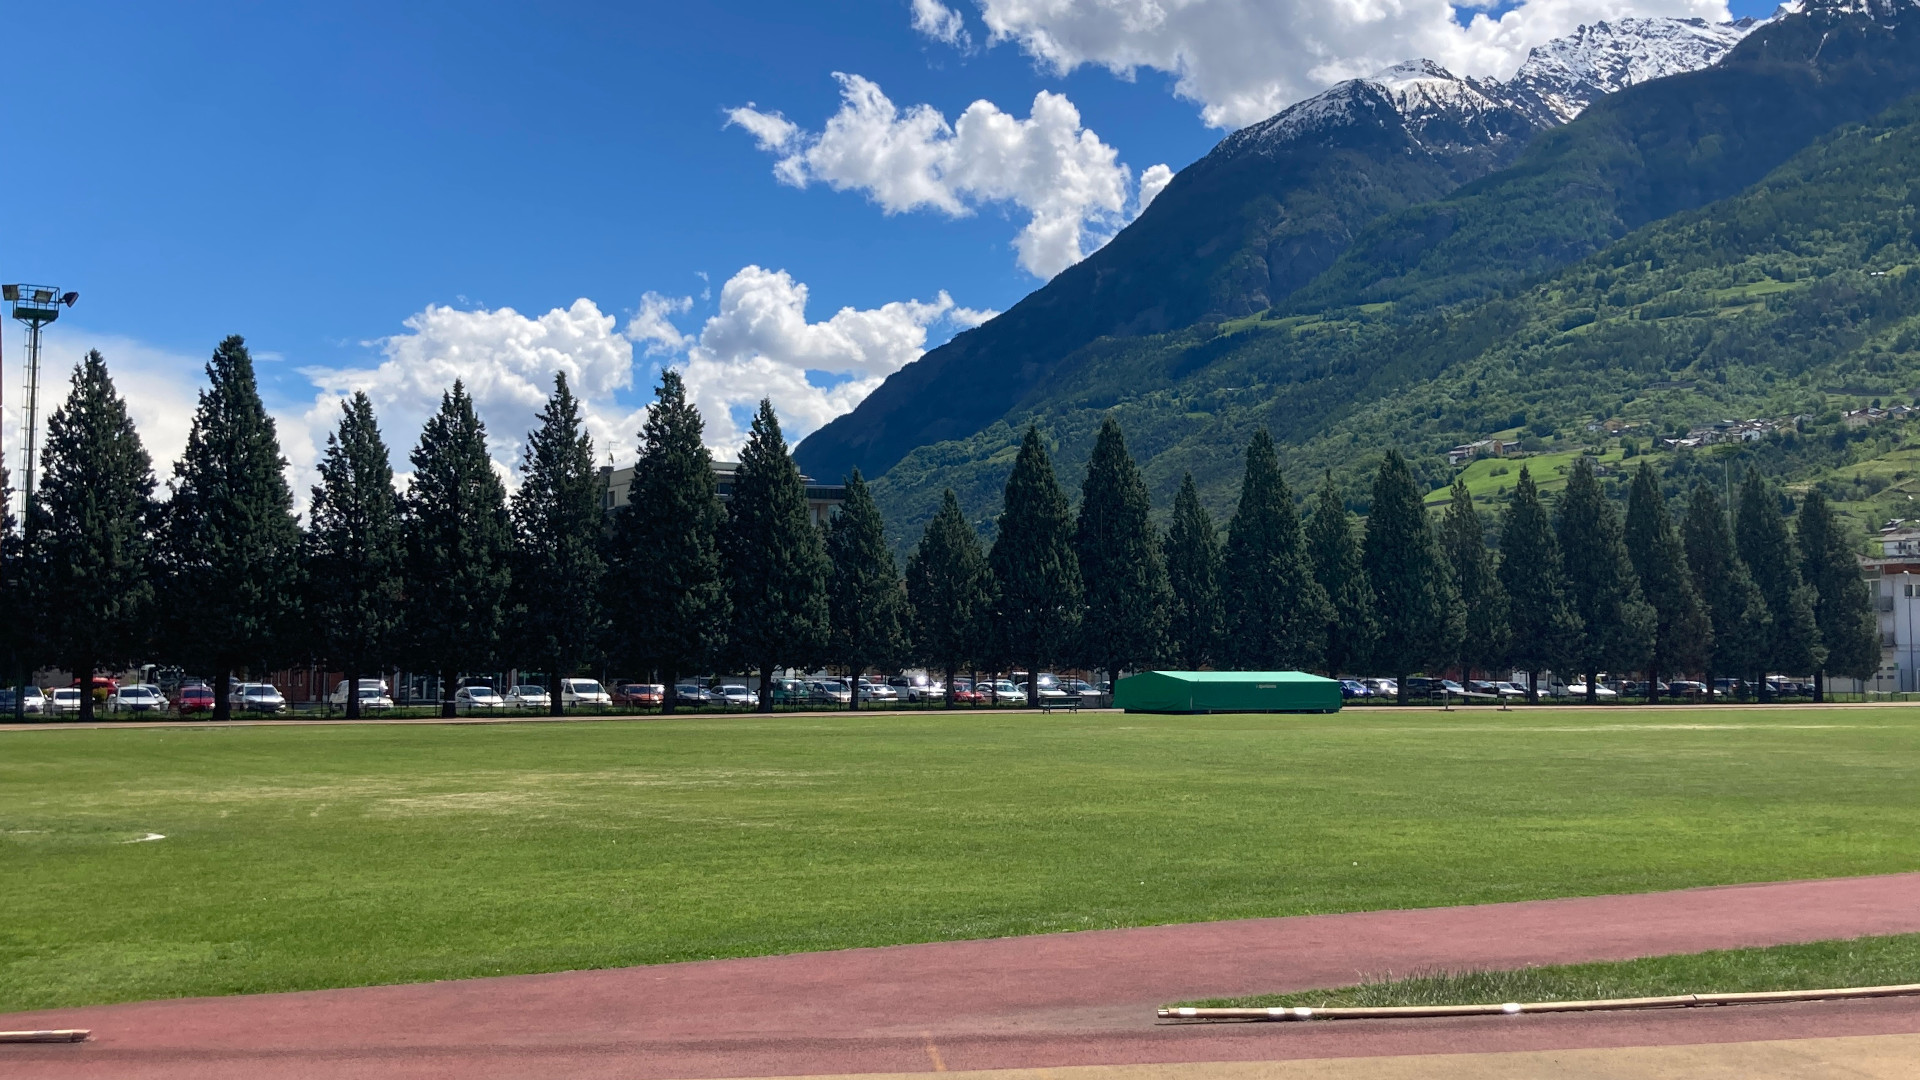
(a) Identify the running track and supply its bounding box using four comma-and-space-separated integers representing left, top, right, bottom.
7, 873, 1920, 1078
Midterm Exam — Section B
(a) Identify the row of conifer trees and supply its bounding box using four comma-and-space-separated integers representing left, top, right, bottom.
2, 337, 1884, 723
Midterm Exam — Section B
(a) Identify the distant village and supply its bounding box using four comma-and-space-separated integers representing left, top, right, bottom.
1446, 405, 1913, 467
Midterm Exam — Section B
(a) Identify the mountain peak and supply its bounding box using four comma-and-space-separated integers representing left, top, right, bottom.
1504, 16, 1759, 124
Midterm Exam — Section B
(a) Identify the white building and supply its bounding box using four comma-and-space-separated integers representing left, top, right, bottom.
1851, 524, 1920, 693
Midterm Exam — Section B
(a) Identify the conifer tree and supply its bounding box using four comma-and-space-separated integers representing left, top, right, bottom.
906, 489, 989, 706
1682, 483, 1769, 700
1163, 473, 1224, 669
988, 427, 1080, 707
1555, 457, 1655, 703
1, 461, 23, 720
1362, 449, 1462, 702
1439, 478, 1509, 686
1796, 489, 1880, 699
1497, 466, 1579, 703
163, 336, 303, 722
403, 382, 513, 718
32, 352, 157, 723
1624, 463, 1710, 703
1222, 430, 1330, 672
826, 469, 908, 707
508, 374, 606, 715
1736, 471, 1822, 697
724, 400, 830, 712
1074, 417, 1171, 686
607, 370, 729, 713
1306, 477, 1375, 677
304, 392, 403, 720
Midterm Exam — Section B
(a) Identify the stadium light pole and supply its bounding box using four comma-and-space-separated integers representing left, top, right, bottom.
4, 283, 78, 721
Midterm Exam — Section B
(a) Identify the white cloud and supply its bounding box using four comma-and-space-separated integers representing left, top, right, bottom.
912, 0, 973, 46
1136, 162, 1174, 214
729, 73, 1136, 278
630, 292, 692, 355
948, 304, 1000, 329
970, 0, 1735, 128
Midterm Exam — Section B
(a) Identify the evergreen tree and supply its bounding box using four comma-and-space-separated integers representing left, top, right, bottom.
1362, 449, 1462, 702
1624, 463, 1710, 703
1221, 430, 1330, 672
606, 369, 729, 713
1736, 470, 1823, 697
724, 400, 830, 712
1555, 457, 1655, 703
906, 490, 990, 706
1163, 473, 1224, 669
508, 374, 606, 715
1682, 483, 1770, 701
1796, 489, 1880, 698
1306, 477, 1376, 677
31, 352, 157, 723
1497, 466, 1579, 703
304, 392, 403, 720
826, 469, 908, 707
403, 382, 513, 718
987, 427, 1081, 707
1439, 478, 1509, 685
1074, 417, 1171, 686
163, 336, 303, 722
1, 461, 23, 720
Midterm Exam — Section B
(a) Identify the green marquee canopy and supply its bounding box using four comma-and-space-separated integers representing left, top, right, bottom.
1112, 671, 1342, 714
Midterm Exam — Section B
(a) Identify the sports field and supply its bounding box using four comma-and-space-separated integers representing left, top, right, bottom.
4, 706, 1919, 1013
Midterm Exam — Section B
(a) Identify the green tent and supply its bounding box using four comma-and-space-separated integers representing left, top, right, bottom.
1113, 671, 1342, 714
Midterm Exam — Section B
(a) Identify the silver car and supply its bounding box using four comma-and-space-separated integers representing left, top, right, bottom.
236, 683, 287, 713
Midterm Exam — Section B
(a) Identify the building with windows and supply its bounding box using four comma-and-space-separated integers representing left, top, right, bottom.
599, 461, 845, 526
1852, 523, 1920, 693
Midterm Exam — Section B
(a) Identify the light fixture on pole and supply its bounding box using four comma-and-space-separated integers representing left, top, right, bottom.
4, 284, 77, 531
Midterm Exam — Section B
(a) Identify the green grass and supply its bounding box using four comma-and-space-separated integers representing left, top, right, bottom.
1185, 933, 1920, 1008
5, 707, 1920, 1012
1426, 446, 1639, 504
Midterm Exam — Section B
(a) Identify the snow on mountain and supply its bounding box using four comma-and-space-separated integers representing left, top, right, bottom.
1504, 17, 1759, 125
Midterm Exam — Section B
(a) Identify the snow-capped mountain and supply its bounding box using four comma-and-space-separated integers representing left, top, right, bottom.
1221, 15, 1760, 159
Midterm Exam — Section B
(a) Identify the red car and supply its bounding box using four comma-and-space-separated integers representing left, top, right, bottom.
614, 683, 663, 707
949, 681, 984, 706
177, 684, 216, 714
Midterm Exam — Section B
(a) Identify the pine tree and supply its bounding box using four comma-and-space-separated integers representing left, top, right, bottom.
0, 460, 23, 720
508, 374, 606, 715
1439, 479, 1508, 685
1555, 457, 1655, 703
906, 490, 990, 706
1222, 430, 1329, 672
606, 369, 729, 713
1164, 473, 1224, 669
827, 469, 908, 707
1796, 489, 1879, 698
724, 400, 830, 712
1497, 466, 1580, 703
304, 392, 403, 720
403, 382, 513, 718
988, 427, 1080, 707
31, 352, 157, 723
1306, 477, 1376, 677
1362, 449, 1462, 702
163, 336, 303, 722
1682, 483, 1769, 701
1736, 471, 1823, 697
1624, 463, 1710, 703
1074, 417, 1171, 686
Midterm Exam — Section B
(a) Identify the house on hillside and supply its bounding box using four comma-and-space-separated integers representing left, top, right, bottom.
1447, 439, 1514, 467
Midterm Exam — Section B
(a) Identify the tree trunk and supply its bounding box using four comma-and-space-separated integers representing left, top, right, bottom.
1396, 672, 1408, 706
214, 668, 232, 723
1027, 658, 1040, 708
1647, 655, 1661, 706
344, 664, 362, 720
759, 661, 775, 713
1814, 669, 1826, 703
441, 667, 458, 718
1704, 663, 1716, 703
944, 664, 956, 709
1756, 668, 1769, 703
1585, 664, 1599, 705
849, 667, 860, 711
549, 669, 564, 716
662, 665, 678, 715
76, 656, 94, 723
1526, 669, 1538, 705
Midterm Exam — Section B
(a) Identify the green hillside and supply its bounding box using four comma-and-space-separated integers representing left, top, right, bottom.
871, 88, 1920, 549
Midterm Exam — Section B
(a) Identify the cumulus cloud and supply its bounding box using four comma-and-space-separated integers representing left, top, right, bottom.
912, 0, 973, 46
729, 74, 1136, 278
968, 0, 1735, 128
1136, 162, 1175, 215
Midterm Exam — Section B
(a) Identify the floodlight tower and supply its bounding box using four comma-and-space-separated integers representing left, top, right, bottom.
4, 284, 78, 529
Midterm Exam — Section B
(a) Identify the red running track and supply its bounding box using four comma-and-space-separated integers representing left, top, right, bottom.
7, 873, 1920, 1079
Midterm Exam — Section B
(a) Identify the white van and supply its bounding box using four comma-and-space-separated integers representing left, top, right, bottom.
330, 679, 394, 709
560, 679, 611, 706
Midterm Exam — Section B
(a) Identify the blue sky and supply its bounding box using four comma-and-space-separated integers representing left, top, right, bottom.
1, 0, 1777, 498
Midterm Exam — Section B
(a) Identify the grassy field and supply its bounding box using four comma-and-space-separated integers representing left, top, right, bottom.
4, 706, 1920, 1013
1188, 933, 1920, 1008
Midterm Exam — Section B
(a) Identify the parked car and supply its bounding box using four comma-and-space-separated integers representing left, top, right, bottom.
888, 674, 943, 702
856, 678, 898, 703
561, 678, 612, 706
0, 685, 48, 714
329, 679, 394, 710
1402, 677, 1442, 698
1362, 678, 1398, 697
1469, 680, 1527, 699
947, 679, 982, 705
109, 685, 168, 713
1667, 680, 1709, 698
1712, 677, 1747, 696
47, 687, 84, 714
977, 679, 1027, 706
1562, 682, 1618, 699
612, 682, 662, 707
454, 685, 507, 711
1022, 673, 1071, 703
236, 683, 288, 713
808, 679, 853, 706
1339, 679, 1371, 699
762, 678, 808, 706
177, 684, 215, 713
672, 683, 715, 705
717, 684, 755, 707
506, 684, 552, 708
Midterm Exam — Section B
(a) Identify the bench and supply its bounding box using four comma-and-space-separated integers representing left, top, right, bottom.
1040, 695, 1082, 713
